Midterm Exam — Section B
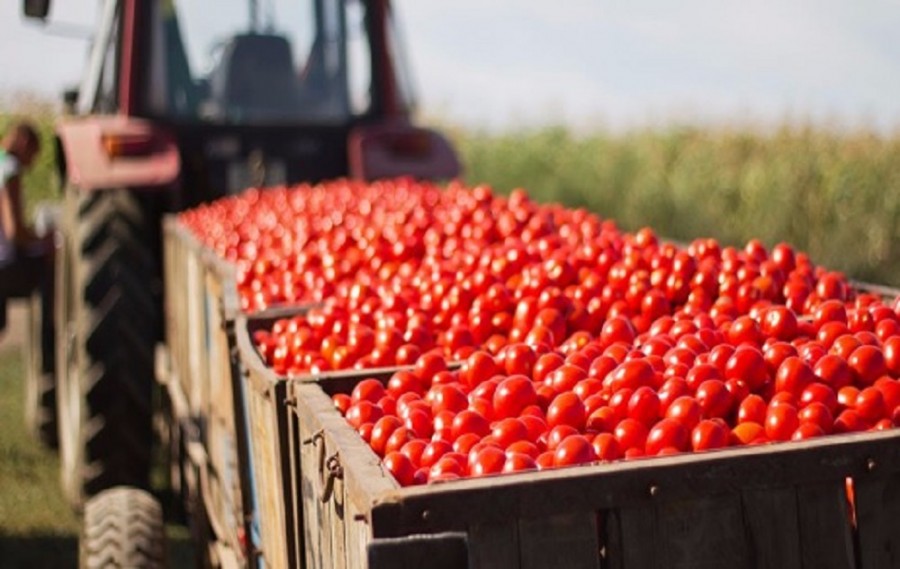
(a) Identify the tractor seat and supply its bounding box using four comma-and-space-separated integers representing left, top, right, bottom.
209, 33, 301, 120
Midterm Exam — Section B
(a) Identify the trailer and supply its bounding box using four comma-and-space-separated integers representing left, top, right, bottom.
153, 211, 900, 569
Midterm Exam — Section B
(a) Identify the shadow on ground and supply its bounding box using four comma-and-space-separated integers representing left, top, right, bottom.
0, 528, 194, 569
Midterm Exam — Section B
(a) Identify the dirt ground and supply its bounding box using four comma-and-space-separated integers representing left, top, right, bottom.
0, 300, 25, 351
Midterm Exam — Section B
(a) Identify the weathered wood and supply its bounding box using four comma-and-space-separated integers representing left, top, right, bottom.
468, 519, 519, 569
856, 472, 900, 569
519, 512, 601, 569
741, 486, 802, 569
608, 506, 657, 569
368, 430, 900, 538
367, 533, 469, 569
797, 481, 856, 569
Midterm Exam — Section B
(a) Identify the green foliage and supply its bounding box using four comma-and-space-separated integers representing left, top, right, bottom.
454, 125, 900, 285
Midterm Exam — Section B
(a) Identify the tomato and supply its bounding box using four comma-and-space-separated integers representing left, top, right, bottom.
724, 348, 769, 391
855, 387, 887, 422
553, 435, 597, 467
813, 354, 854, 390
369, 416, 405, 456
834, 409, 867, 433
545, 425, 579, 451
848, 345, 888, 386
492, 375, 538, 420
591, 433, 623, 461
622, 386, 658, 428
456, 348, 493, 382
761, 306, 799, 342
696, 380, 733, 419
491, 418, 530, 449
645, 418, 689, 455
883, 336, 900, 376
691, 420, 730, 451
731, 422, 765, 445
400, 439, 427, 467
798, 402, 833, 434
346, 400, 383, 429
383, 451, 417, 486
533, 352, 565, 384
420, 440, 453, 469
352, 378, 386, 404
503, 452, 538, 473
470, 446, 507, 477
387, 371, 424, 397
502, 343, 538, 376
429, 384, 469, 414
608, 359, 656, 391
506, 440, 541, 459
765, 404, 799, 441
415, 353, 449, 382
813, 299, 848, 329
800, 383, 838, 414
450, 410, 490, 441
614, 418, 649, 452
737, 394, 768, 425
774, 357, 816, 398
792, 423, 825, 440
665, 396, 703, 430
546, 392, 587, 430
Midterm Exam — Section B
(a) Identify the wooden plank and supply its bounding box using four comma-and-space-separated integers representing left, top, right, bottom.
298, 401, 329, 569
856, 472, 900, 569
519, 512, 600, 569
368, 429, 900, 538
797, 481, 856, 569
607, 506, 657, 569
367, 533, 469, 569
468, 520, 519, 569
657, 495, 749, 569
741, 486, 802, 569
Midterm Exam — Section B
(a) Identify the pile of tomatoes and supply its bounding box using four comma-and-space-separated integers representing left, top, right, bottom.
182, 178, 900, 486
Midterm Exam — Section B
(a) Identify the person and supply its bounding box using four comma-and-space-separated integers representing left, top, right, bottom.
0, 121, 46, 335
1, 122, 42, 252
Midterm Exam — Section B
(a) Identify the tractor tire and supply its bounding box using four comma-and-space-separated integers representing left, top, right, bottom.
24, 289, 58, 448
80, 487, 166, 569
56, 188, 165, 507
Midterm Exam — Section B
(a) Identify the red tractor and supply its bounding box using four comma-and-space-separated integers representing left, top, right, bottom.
20, 0, 457, 551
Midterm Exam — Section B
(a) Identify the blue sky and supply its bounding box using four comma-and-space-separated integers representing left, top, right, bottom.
2, 0, 899, 131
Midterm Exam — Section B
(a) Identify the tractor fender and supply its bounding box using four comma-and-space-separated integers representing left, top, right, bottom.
349, 121, 461, 181
55, 116, 180, 192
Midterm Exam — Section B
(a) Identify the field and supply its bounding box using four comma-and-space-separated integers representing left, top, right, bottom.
1, 106, 899, 561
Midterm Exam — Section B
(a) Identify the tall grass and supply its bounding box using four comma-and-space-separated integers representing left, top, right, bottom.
453, 125, 900, 286
5, 103, 900, 285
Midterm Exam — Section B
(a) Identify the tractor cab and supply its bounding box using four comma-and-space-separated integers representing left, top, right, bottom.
29, 0, 458, 203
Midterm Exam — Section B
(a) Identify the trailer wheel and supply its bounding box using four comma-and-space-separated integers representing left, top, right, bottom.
80, 487, 166, 569
57, 188, 164, 506
24, 289, 57, 447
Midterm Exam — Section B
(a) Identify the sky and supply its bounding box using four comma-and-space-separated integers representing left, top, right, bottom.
2, 0, 899, 132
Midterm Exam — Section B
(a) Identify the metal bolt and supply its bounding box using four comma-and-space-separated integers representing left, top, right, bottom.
421, 509, 431, 521
867, 458, 877, 472
649, 484, 660, 497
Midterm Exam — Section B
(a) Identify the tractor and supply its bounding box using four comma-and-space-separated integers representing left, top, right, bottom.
19, 0, 458, 564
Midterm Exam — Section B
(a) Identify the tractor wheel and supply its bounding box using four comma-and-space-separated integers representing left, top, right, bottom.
56, 188, 164, 507
23, 289, 57, 447
80, 487, 166, 569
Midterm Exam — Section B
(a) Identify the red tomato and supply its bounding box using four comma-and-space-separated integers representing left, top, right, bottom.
813, 354, 854, 390
608, 359, 656, 391
614, 418, 649, 452
553, 435, 597, 467
627, 386, 661, 427
352, 378, 386, 404
848, 345, 888, 386
591, 432, 623, 461
383, 451, 417, 486
798, 402, 833, 434
491, 418, 530, 449
493, 375, 538, 420
724, 348, 769, 391
503, 452, 538, 473
738, 394, 768, 425
546, 392, 587, 430
691, 420, 730, 451
696, 380, 733, 419
450, 410, 490, 441
732, 422, 765, 445
774, 357, 816, 398
470, 446, 507, 477
645, 418, 689, 455
765, 404, 799, 441
855, 387, 887, 422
